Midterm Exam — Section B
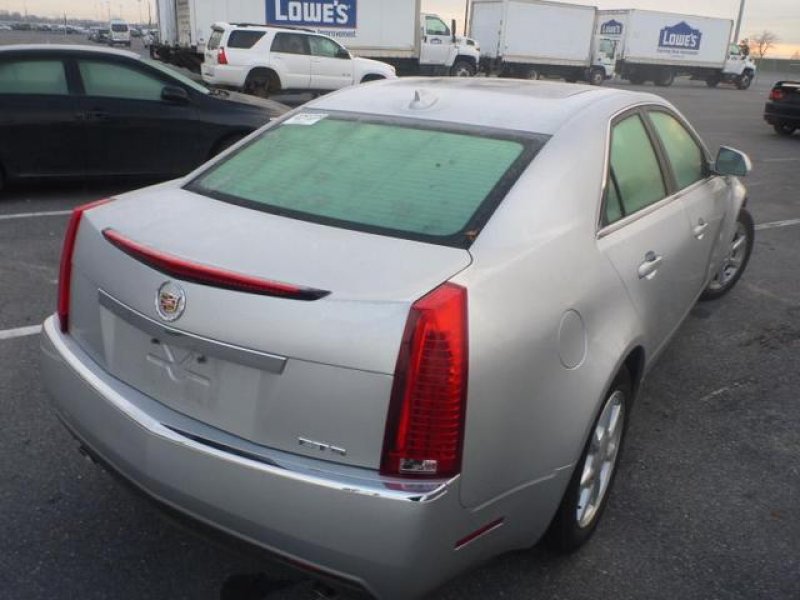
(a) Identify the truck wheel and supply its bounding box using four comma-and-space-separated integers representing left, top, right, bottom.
628, 73, 646, 85
589, 68, 605, 86
736, 72, 752, 90
773, 123, 797, 136
705, 74, 721, 88
525, 68, 540, 80
450, 60, 475, 77
654, 69, 674, 87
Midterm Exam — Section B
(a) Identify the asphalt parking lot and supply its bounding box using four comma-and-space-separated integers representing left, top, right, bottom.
1, 30, 799, 600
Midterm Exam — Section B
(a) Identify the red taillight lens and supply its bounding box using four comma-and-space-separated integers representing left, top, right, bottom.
218, 47, 228, 65
57, 199, 111, 332
381, 283, 468, 478
770, 88, 785, 101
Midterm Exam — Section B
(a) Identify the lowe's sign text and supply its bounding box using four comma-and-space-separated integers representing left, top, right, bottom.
267, 0, 357, 28
658, 21, 702, 53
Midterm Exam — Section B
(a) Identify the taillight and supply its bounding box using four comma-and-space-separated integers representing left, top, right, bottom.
381, 283, 468, 478
57, 199, 111, 332
218, 47, 228, 65
770, 88, 785, 101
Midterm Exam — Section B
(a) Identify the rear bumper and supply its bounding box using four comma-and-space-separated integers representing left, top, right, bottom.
201, 64, 248, 88
39, 316, 511, 599
764, 102, 800, 126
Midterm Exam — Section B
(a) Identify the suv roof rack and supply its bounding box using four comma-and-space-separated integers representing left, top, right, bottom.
229, 23, 317, 33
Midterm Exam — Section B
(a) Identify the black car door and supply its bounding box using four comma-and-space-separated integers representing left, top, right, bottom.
0, 55, 85, 180
74, 55, 207, 177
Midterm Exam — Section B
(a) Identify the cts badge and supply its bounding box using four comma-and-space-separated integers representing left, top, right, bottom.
156, 281, 186, 322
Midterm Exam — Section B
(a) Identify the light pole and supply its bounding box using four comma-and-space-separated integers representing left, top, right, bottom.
464, 0, 469, 36
733, 0, 746, 43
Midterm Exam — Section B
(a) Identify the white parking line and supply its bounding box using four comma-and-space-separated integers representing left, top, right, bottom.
0, 210, 71, 222
0, 325, 42, 341
755, 218, 800, 231
762, 158, 800, 163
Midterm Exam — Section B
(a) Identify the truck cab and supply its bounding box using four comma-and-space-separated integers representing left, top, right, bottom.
721, 44, 757, 86
420, 13, 481, 76
592, 37, 618, 81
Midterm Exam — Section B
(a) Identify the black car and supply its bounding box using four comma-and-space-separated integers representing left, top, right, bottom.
0, 45, 288, 190
764, 81, 800, 136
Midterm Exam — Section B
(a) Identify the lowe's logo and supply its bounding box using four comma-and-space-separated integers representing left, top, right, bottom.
267, 0, 357, 28
600, 19, 623, 36
658, 21, 702, 51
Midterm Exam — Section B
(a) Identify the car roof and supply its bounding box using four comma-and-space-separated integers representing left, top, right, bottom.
0, 44, 140, 60
212, 21, 316, 34
310, 78, 666, 136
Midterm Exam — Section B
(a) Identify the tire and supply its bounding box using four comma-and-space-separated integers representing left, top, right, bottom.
706, 75, 720, 88
773, 123, 797, 136
736, 72, 752, 90
545, 368, 632, 552
450, 60, 476, 77
524, 68, 540, 80
245, 70, 279, 98
654, 69, 674, 87
628, 73, 646, 85
700, 209, 755, 301
589, 68, 605, 86
360, 74, 385, 84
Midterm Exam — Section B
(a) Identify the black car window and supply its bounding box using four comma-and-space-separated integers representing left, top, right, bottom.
649, 111, 706, 190
607, 114, 667, 220
271, 33, 309, 55
0, 59, 68, 95
308, 36, 345, 58
207, 29, 224, 50
425, 16, 450, 36
228, 30, 266, 49
79, 60, 164, 101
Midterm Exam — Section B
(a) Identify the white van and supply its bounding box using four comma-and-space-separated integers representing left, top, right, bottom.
108, 19, 131, 47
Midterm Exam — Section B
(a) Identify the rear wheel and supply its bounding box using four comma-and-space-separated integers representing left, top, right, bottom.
700, 209, 754, 301
525, 68, 540, 81
654, 68, 674, 87
245, 70, 279, 98
545, 368, 631, 552
450, 60, 476, 77
774, 123, 797, 136
589, 68, 605, 86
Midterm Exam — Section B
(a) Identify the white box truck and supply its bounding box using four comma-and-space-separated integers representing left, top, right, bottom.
469, 0, 615, 85
154, 0, 480, 77
595, 10, 757, 89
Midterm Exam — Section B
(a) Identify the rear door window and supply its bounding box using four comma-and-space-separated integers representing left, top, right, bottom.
227, 30, 266, 49
309, 36, 345, 58
189, 114, 544, 247
271, 33, 310, 55
605, 114, 667, 223
0, 59, 68, 95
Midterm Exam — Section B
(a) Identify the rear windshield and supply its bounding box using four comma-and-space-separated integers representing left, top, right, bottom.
111, 23, 128, 32
228, 30, 266, 49
208, 29, 223, 50
188, 113, 544, 247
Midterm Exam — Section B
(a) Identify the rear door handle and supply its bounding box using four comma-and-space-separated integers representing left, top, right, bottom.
693, 219, 709, 239
638, 251, 663, 280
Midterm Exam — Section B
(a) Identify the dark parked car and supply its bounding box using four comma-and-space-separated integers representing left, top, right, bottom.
0, 45, 287, 191
764, 81, 800, 136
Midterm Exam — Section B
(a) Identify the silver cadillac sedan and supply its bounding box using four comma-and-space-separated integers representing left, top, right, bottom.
41, 78, 753, 599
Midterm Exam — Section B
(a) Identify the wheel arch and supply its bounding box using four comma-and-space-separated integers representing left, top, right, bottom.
245, 66, 282, 92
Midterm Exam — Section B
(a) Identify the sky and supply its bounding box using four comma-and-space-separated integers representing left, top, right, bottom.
1, 0, 798, 56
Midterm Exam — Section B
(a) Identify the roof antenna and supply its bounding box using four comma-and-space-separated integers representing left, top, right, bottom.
409, 88, 438, 110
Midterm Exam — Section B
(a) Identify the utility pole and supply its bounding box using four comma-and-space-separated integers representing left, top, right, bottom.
464, 0, 469, 36
733, 0, 746, 43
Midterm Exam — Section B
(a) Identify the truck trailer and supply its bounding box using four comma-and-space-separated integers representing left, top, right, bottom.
595, 9, 757, 88
469, 0, 615, 85
153, 0, 480, 77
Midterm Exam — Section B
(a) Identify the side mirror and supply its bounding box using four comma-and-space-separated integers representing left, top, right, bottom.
714, 146, 752, 177
162, 85, 189, 104
452, 19, 457, 42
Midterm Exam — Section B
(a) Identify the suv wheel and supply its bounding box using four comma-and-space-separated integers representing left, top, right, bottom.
245, 71, 278, 98
774, 123, 797, 136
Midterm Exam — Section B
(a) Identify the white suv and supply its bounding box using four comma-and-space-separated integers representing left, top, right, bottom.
202, 23, 396, 96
